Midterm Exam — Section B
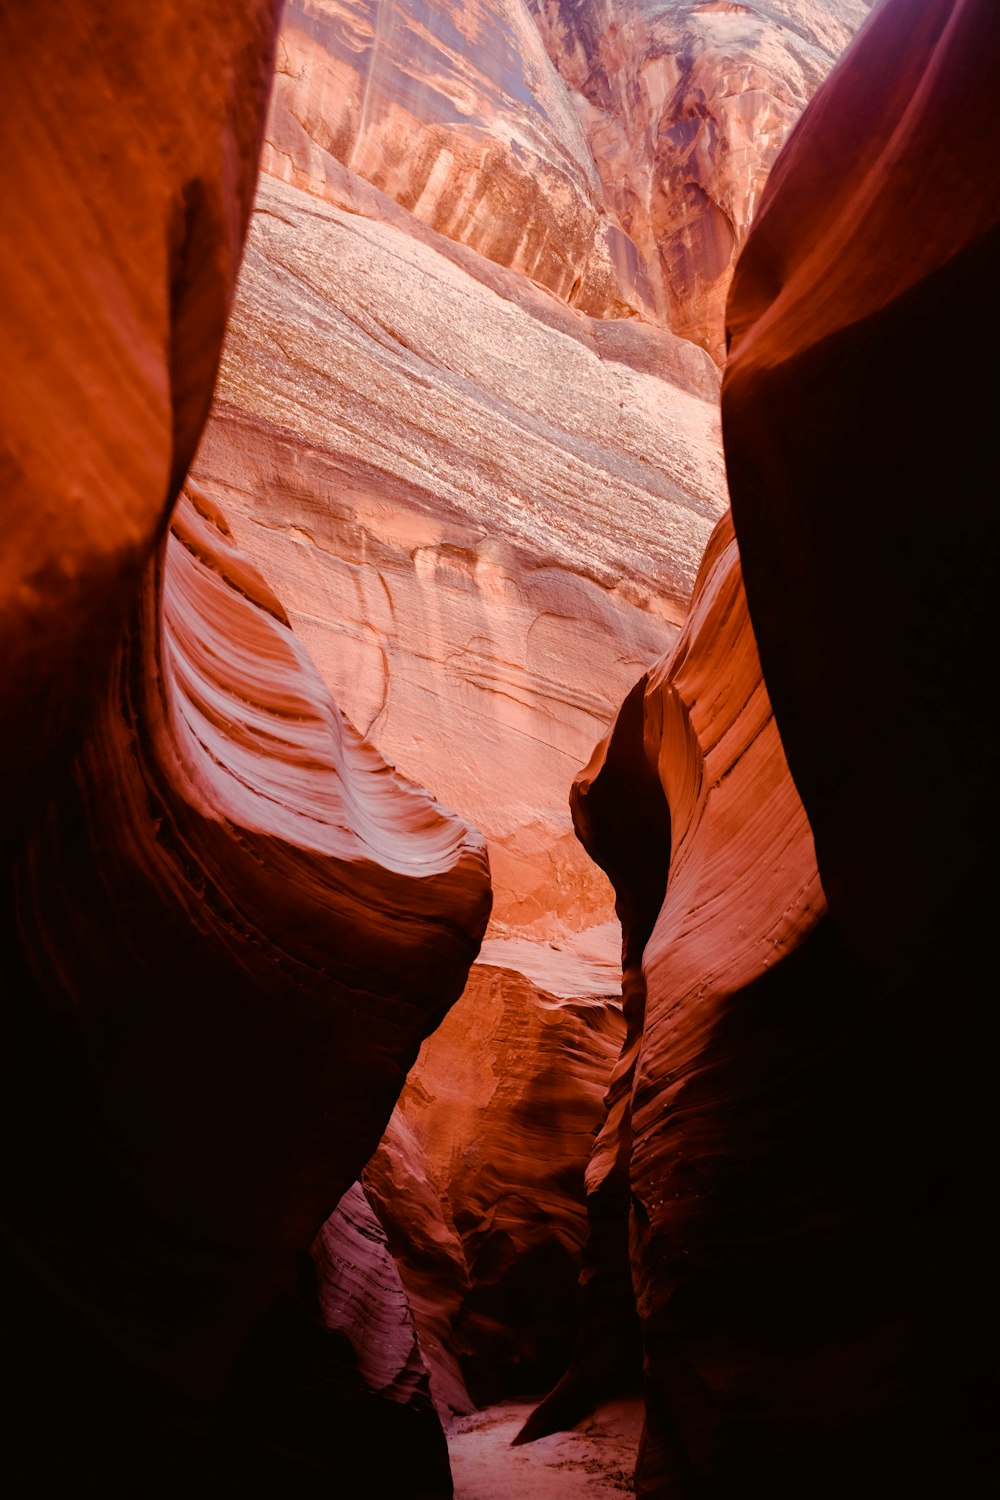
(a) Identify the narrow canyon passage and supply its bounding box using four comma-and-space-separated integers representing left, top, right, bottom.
2, 2, 997, 1497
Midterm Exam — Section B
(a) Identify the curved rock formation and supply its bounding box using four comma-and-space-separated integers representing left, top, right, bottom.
517, 671, 670, 1444
265, 0, 650, 316
721, 0, 1000, 1488
0, 0, 280, 845
4, 478, 489, 1486
525, 513, 830, 1491
1, 4, 491, 1490
194, 168, 725, 954
534, 0, 999, 1493
397, 955, 625, 1405
364, 1107, 476, 1419
190, 0, 726, 1417
528, 0, 872, 358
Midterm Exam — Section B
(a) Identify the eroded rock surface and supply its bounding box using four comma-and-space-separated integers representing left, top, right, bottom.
398, 957, 625, 1405
1, 4, 492, 1491
721, 0, 1000, 1488
528, 0, 872, 358
189, 0, 732, 1420
194, 169, 725, 954
541, 0, 999, 1493
265, 0, 651, 316
526, 513, 829, 1489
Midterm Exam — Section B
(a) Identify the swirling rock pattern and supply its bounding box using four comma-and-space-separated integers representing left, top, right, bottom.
1, 3, 492, 1490
4, 479, 489, 1486
528, 0, 872, 358
190, 0, 726, 1419
194, 169, 725, 955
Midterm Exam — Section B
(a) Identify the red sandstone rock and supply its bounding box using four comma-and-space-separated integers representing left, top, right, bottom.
537, 1, 999, 1493
364, 1108, 476, 1419
0, 1, 281, 845
4, 480, 489, 1486
265, 0, 651, 316
396, 957, 625, 1405
190, 1, 727, 1416
0, 4, 492, 1488
525, 514, 827, 1485
720, 0, 1000, 1488
529, 0, 871, 359
194, 168, 725, 960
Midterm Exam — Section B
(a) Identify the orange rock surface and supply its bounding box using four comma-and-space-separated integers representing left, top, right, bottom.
538, 0, 999, 1493
265, 0, 650, 316
720, 0, 1000, 1488
529, 0, 872, 359
398, 957, 624, 1405
0, 4, 491, 1491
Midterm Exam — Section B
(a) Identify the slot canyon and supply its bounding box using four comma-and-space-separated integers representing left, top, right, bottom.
1, 0, 997, 1495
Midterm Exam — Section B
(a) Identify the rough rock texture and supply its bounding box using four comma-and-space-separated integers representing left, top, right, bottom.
189, 0, 729, 1414
528, 0, 872, 358
265, 0, 651, 316
194, 171, 725, 952
0, 4, 492, 1491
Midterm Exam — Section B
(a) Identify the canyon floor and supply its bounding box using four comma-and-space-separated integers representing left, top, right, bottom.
448, 1399, 642, 1498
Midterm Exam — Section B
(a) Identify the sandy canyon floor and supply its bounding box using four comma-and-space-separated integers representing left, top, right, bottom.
448, 1399, 642, 1498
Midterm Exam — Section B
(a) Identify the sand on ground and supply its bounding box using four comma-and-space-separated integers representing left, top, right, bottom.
448, 1398, 641, 1498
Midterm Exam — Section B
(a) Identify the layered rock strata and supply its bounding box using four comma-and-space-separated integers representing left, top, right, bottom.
189, 0, 800, 1420
194, 166, 725, 951
396, 956, 625, 1406
4, 478, 489, 1488
1, 4, 492, 1491
265, 0, 651, 316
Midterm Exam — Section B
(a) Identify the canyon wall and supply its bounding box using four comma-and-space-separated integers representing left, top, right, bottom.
528, 0, 872, 358
7, 2, 988, 1496
544, 0, 999, 1493
191, 1, 729, 1404
0, 3, 492, 1493
189, 0, 869, 1424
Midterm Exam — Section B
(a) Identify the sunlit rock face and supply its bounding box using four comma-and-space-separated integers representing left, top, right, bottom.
191, 0, 730, 1409
0, 3, 492, 1491
265, 0, 650, 315
194, 166, 726, 969
528, 0, 872, 359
